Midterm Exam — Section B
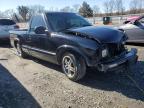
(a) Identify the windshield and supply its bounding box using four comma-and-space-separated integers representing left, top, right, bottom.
46, 13, 92, 32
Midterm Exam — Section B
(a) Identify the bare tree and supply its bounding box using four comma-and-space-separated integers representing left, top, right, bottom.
137, 0, 144, 12
28, 5, 45, 19
60, 6, 73, 12
12, 13, 20, 22
17, 6, 29, 21
129, 0, 144, 14
54, 8, 59, 12
92, 5, 100, 24
109, 0, 115, 15
73, 4, 80, 13
104, 1, 110, 15
114, 0, 125, 15
0, 11, 5, 18
93, 5, 100, 15
129, 0, 139, 14
3, 9, 15, 18
104, 0, 115, 16
48, 7, 54, 11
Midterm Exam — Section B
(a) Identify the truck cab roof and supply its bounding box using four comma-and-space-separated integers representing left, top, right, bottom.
45, 12, 76, 14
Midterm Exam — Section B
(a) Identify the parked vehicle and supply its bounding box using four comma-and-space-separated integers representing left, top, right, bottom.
10, 12, 138, 81
0, 19, 19, 42
120, 16, 144, 43
123, 16, 140, 24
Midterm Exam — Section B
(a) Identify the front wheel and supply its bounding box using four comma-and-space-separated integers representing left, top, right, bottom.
61, 53, 86, 81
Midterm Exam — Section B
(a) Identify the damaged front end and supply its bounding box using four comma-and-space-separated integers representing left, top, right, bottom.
97, 48, 138, 72
96, 31, 138, 72
64, 26, 138, 72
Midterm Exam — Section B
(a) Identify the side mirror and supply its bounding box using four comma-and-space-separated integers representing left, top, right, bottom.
34, 26, 46, 34
45, 29, 51, 36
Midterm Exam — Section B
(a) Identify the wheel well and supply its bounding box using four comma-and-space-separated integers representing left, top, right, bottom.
57, 49, 86, 65
14, 40, 18, 48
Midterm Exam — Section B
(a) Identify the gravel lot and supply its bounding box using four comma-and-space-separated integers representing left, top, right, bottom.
0, 44, 144, 108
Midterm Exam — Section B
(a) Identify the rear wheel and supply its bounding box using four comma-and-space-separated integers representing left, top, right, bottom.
16, 42, 27, 58
61, 53, 86, 81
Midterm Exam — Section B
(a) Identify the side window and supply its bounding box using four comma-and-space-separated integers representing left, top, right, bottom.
30, 15, 46, 31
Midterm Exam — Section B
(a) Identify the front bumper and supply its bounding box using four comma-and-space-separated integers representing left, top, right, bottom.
98, 48, 138, 72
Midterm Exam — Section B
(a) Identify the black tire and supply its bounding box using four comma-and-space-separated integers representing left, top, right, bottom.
61, 53, 86, 81
16, 42, 27, 58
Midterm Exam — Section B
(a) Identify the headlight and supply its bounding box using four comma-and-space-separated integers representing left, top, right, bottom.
102, 49, 108, 58
122, 41, 126, 45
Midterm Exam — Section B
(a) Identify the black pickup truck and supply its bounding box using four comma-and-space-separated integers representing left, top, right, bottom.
10, 12, 138, 81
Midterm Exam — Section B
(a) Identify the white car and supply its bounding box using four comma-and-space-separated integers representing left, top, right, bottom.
0, 19, 19, 42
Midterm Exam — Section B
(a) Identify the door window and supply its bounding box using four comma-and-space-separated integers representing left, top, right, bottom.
30, 15, 46, 31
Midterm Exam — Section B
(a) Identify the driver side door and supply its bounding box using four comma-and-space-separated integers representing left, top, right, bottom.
28, 15, 48, 59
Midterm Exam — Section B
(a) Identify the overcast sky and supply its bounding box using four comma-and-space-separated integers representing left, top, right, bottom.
0, 0, 131, 12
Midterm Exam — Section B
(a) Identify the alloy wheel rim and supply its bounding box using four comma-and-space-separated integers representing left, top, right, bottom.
62, 56, 77, 78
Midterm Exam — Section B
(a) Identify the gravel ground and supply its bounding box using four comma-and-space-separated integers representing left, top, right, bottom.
0, 44, 144, 108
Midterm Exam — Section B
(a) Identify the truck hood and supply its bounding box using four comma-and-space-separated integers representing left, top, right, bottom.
67, 26, 125, 44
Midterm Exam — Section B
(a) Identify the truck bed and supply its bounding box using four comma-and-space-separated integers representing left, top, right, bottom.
9, 29, 28, 48
9, 29, 28, 35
